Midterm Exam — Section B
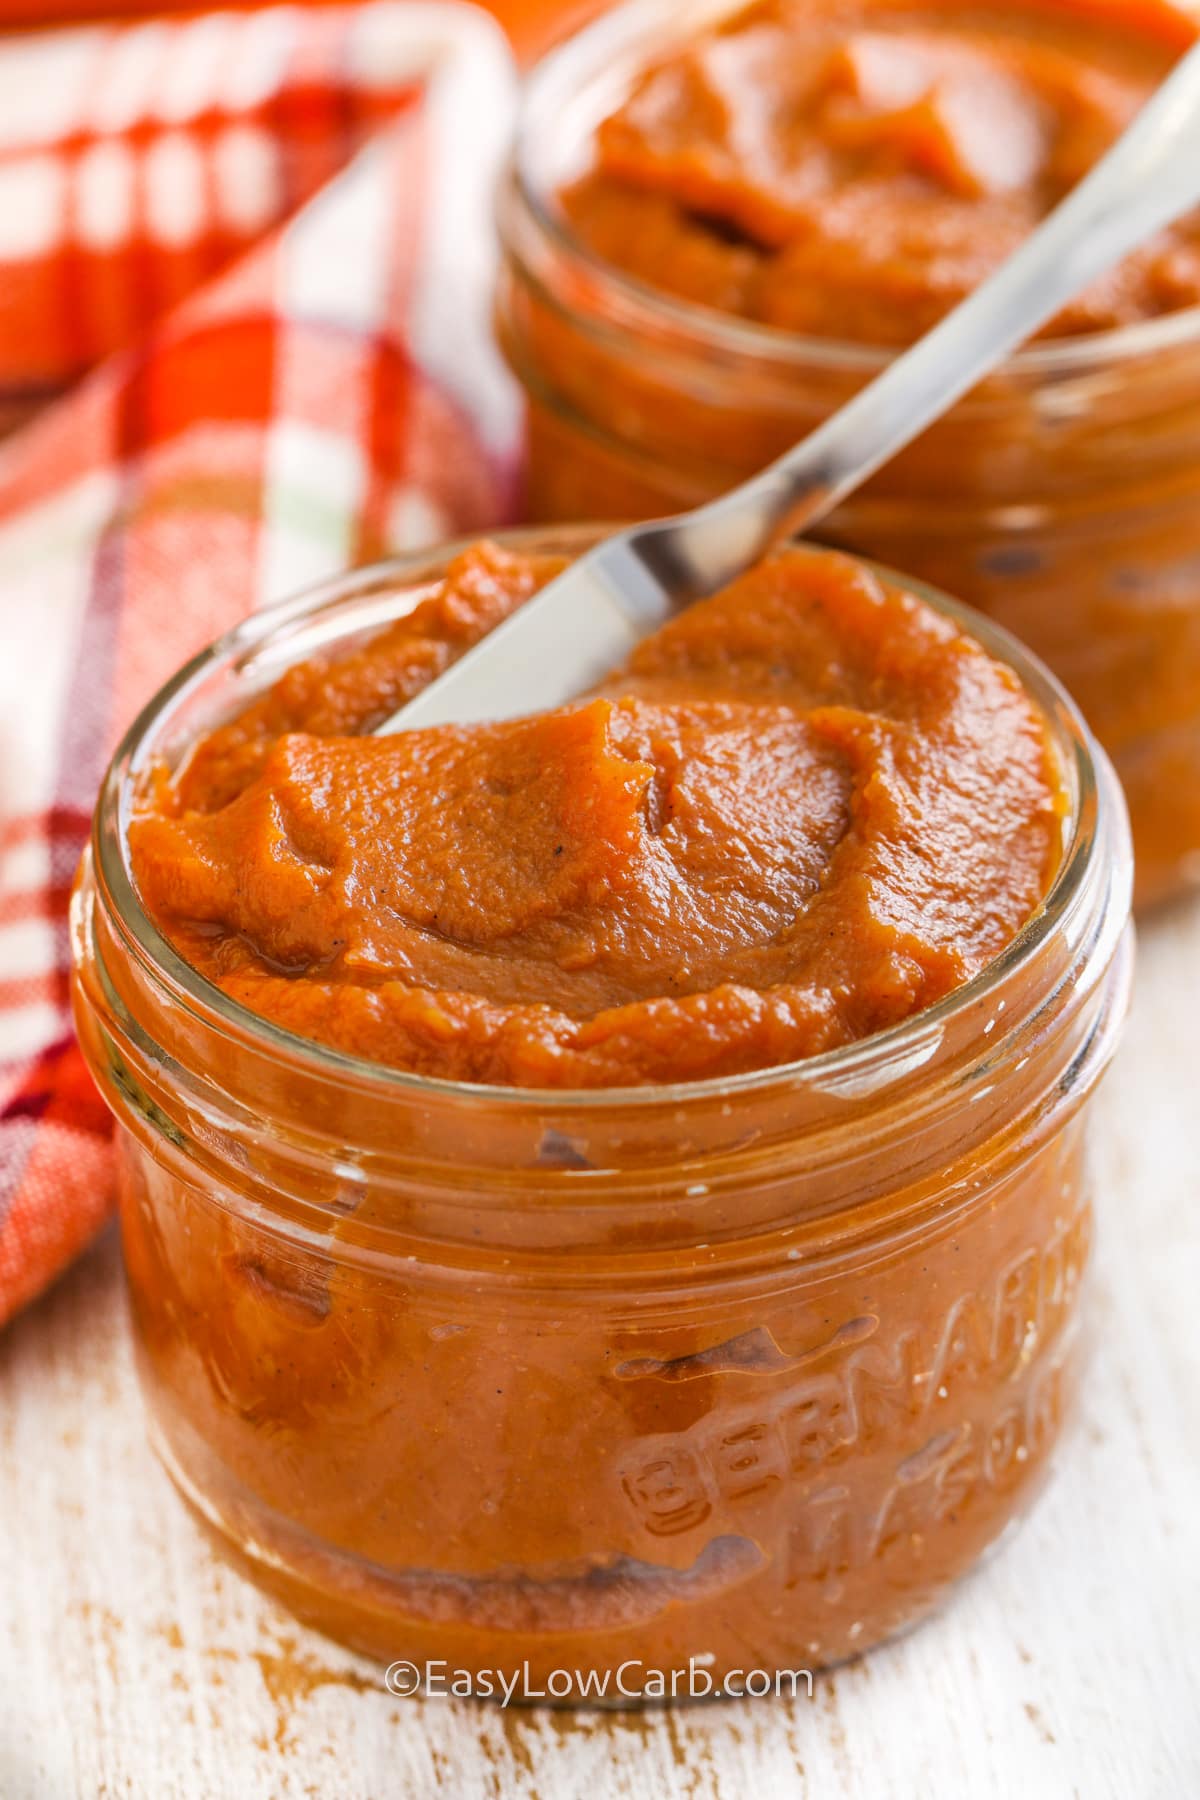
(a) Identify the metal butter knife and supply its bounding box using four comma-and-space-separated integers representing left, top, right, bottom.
381, 40, 1200, 734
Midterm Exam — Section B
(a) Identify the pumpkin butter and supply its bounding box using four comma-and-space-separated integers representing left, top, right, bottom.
562, 0, 1200, 342
129, 542, 1062, 1087
72, 534, 1133, 1683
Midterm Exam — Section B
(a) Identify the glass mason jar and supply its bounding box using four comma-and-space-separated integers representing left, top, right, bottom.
71, 529, 1133, 1697
495, 0, 1200, 912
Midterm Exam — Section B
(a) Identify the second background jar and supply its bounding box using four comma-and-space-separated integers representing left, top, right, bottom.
496, 0, 1200, 911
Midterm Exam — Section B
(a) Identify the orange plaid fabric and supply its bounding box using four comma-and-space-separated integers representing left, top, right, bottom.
0, 4, 520, 1327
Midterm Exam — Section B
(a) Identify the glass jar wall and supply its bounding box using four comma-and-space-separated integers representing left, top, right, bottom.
71, 534, 1133, 1691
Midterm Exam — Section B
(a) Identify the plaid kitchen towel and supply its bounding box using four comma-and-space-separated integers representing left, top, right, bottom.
0, 3, 520, 1327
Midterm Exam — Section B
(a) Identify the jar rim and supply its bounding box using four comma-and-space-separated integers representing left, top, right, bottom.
88, 524, 1126, 1115
510, 0, 1200, 382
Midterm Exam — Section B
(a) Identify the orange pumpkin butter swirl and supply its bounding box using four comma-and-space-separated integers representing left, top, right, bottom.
130, 541, 1062, 1087
562, 0, 1200, 344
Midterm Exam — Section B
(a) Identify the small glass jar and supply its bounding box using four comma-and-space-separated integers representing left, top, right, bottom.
495, 0, 1200, 912
72, 530, 1133, 1696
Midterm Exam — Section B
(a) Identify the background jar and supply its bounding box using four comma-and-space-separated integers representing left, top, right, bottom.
495, 0, 1200, 911
71, 531, 1133, 1694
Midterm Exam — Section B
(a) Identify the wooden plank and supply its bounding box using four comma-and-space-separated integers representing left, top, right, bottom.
2, 905, 1198, 1799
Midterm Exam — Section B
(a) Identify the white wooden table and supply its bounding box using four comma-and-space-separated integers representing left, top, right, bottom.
2, 904, 1198, 1800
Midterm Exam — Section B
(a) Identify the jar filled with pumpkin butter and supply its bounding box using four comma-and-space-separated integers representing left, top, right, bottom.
71, 529, 1132, 1690
496, 0, 1200, 909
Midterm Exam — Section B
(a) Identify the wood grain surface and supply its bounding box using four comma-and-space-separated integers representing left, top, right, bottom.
1, 902, 1198, 1800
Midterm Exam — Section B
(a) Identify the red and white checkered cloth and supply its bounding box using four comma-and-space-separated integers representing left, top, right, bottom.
0, 3, 521, 1328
